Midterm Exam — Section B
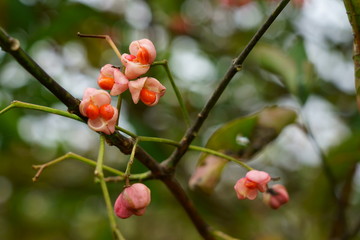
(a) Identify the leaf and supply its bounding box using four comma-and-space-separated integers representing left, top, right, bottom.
205, 113, 257, 153
189, 155, 228, 194
207, 106, 297, 159
189, 106, 297, 194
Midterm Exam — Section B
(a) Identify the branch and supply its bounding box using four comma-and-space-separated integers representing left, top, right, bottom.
343, 0, 360, 110
0, 101, 83, 122
161, 176, 215, 239
165, 0, 291, 169
331, 164, 357, 239
0, 27, 214, 240
31, 152, 150, 182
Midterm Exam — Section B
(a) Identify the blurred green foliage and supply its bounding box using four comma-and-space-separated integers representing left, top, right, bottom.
0, 0, 360, 239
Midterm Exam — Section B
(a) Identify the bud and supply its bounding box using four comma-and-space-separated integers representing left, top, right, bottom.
263, 184, 289, 209
234, 170, 271, 200
114, 183, 151, 219
128, 77, 166, 106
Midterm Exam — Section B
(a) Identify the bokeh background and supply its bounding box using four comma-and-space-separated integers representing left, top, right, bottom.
0, 0, 359, 239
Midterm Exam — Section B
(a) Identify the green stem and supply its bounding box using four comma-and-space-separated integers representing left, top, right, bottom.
138, 136, 179, 147
104, 171, 152, 182
116, 96, 122, 125
115, 126, 137, 138
95, 135, 125, 240
152, 60, 191, 127
99, 179, 124, 240
0, 101, 83, 122
190, 145, 253, 171
138, 136, 253, 171
32, 152, 147, 182
0, 96, 139, 142
211, 230, 241, 240
124, 138, 139, 186
95, 135, 106, 175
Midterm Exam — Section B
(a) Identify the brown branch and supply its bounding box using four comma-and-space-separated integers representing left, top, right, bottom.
165, 0, 291, 169
347, 214, 360, 240
343, 0, 360, 110
162, 176, 215, 239
0, 27, 214, 240
331, 164, 357, 240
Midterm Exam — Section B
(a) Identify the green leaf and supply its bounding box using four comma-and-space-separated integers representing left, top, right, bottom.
207, 106, 297, 159
205, 113, 257, 153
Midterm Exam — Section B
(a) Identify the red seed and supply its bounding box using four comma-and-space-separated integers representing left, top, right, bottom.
125, 54, 137, 61
86, 103, 100, 119
99, 104, 115, 120
98, 77, 115, 90
244, 180, 257, 189
140, 89, 156, 105
136, 47, 150, 65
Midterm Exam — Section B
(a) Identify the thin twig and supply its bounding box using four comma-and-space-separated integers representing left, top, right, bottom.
165, 0, 291, 169
0, 101, 83, 122
138, 136, 253, 171
116, 95, 122, 125
211, 230, 241, 240
77, 32, 122, 61
161, 176, 215, 240
104, 173, 153, 183
347, 208, 360, 240
124, 138, 139, 186
32, 152, 125, 181
331, 164, 357, 240
95, 135, 125, 240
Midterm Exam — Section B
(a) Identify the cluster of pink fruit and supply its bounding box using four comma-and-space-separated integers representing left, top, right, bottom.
234, 170, 289, 209
78, 38, 164, 218
78, 39, 288, 219
79, 39, 166, 135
